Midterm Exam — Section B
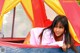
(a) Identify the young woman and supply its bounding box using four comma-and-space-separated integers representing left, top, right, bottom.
30, 15, 77, 53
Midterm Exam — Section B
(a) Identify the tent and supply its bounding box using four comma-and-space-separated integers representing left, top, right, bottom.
0, 0, 80, 53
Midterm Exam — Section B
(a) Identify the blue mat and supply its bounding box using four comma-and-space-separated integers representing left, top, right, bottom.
0, 46, 80, 53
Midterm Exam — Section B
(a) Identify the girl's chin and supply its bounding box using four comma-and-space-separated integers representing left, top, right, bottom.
55, 34, 62, 37
55, 34, 60, 36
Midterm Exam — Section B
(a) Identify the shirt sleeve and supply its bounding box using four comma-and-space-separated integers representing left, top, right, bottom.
41, 29, 53, 45
30, 29, 37, 45
30, 28, 44, 45
49, 41, 64, 47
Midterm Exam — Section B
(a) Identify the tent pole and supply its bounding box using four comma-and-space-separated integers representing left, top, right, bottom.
11, 7, 16, 38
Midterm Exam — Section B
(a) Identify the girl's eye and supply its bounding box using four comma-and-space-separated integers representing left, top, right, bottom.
54, 26, 64, 28
59, 26, 64, 28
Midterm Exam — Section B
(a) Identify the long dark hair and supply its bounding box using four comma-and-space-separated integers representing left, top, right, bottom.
39, 15, 77, 53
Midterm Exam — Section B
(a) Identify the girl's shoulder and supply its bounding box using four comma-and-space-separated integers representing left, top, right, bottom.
30, 27, 44, 37
43, 28, 51, 35
43, 28, 51, 33
30, 27, 51, 36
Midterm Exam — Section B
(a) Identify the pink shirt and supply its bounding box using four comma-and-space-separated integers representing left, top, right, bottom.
30, 27, 64, 47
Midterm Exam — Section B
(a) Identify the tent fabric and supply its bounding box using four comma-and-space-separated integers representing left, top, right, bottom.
0, 0, 5, 14
0, 0, 5, 30
31, 0, 52, 27
0, 0, 20, 30
45, 0, 65, 15
59, 0, 80, 43
21, 0, 34, 22
0, 16, 3, 30
1, 0, 20, 14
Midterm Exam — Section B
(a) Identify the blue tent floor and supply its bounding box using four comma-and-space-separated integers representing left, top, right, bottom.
0, 46, 80, 53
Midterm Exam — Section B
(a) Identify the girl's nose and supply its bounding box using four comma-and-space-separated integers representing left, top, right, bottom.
56, 28, 59, 31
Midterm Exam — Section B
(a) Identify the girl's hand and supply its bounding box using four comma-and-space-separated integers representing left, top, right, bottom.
61, 43, 71, 52
61, 43, 67, 52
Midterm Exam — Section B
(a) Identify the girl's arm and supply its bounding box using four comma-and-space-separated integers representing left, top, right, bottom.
30, 29, 37, 45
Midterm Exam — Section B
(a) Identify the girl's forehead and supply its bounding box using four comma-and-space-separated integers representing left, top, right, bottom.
56, 22, 64, 26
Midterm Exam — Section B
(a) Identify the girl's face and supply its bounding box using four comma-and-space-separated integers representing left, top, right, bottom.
53, 22, 65, 37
